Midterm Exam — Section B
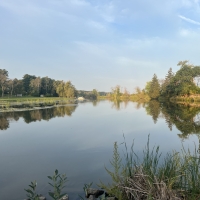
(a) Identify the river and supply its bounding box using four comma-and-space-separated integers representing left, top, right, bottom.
0, 100, 199, 200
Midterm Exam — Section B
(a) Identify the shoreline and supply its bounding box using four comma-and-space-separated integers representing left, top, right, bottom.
0, 103, 78, 113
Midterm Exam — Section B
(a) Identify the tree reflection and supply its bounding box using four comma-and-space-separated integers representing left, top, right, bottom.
161, 103, 200, 137
111, 100, 121, 110
0, 105, 77, 130
0, 116, 9, 130
145, 100, 200, 142
92, 101, 99, 107
145, 100, 161, 124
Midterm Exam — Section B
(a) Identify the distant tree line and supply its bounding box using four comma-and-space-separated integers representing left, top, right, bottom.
107, 85, 150, 102
0, 69, 100, 99
0, 69, 78, 98
105, 61, 200, 102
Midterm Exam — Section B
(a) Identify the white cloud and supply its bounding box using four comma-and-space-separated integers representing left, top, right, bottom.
179, 15, 200, 25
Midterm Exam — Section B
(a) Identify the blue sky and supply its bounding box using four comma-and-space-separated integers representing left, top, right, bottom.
1, 0, 200, 92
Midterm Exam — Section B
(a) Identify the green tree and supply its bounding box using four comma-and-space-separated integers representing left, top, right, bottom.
56, 81, 77, 98
112, 85, 121, 100
149, 74, 160, 99
22, 74, 36, 95
0, 69, 8, 97
91, 89, 99, 100
56, 81, 65, 97
13, 79, 23, 95
161, 68, 174, 97
30, 77, 41, 96
144, 81, 151, 94
64, 81, 77, 98
166, 61, 200, 97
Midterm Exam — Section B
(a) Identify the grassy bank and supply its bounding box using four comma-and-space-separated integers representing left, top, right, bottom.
100, 136, 200, 200
0, 96, 67, 102
0, 97, 76, 112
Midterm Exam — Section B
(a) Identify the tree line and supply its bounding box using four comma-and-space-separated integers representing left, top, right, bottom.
0, 69, 100, 99
146, 60, 200, 99
106, 61, 200, 101
0, 69, 78, 98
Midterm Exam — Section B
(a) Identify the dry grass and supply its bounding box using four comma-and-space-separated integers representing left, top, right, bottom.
118, 166, 184, 200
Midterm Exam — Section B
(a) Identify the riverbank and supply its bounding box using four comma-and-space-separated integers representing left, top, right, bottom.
0, 104, 78, 113
0, 97, 78, 113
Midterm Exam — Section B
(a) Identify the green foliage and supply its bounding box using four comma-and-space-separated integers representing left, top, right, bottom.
111, 85, 121, 100
56, 81, 77, 98
100, 136, 200, 200
99, 142, 123, 200
78, 182, 93, 199
24, 170, 67, 200
165, 61, 200, 97
144, 81, 151, 94
149, 74, 160, 99
22, 74, 36, 94
0, 69, 9, 97
130, 86, 150, 102
161, 68, 174, 97
83, 182, 93, 197
48, 169, 67, 200
24, 181, 40, 200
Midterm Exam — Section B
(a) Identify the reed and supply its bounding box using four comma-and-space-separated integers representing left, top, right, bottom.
100, 136, 200, 200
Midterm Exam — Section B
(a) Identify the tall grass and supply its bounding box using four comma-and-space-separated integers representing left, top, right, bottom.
100, 136, 200, 200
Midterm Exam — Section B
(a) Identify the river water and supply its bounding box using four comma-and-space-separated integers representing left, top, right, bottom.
0, 100, 199, 200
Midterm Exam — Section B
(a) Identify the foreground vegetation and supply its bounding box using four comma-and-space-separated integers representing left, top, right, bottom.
99, 136, 200, 200
24, 136, 200, 200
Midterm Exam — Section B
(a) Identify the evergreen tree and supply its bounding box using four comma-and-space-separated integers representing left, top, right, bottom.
161, 68, 174, 97
149, 74, 160, 99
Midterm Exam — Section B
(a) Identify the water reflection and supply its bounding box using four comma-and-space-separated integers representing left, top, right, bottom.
145, 101, 200, 139
161, 103, 200, 138
109, 99, 200, 139
2, 101, 200, 139
145, 100, 161, 124
1, 100, 200, 200
110, 100, 132, 110
0, 105, 77, 130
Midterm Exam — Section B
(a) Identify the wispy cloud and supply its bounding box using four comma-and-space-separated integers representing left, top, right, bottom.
178, 15, 200, 25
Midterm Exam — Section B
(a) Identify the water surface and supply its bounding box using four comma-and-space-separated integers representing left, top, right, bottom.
0, 100, 199, 200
